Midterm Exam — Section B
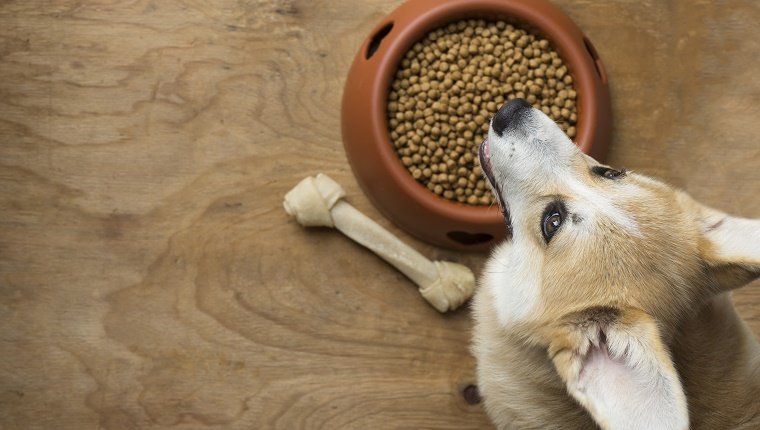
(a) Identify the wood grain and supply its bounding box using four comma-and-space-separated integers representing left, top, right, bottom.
0, 0, 758, 428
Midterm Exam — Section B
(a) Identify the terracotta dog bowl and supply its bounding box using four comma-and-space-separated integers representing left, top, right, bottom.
341, 0, 611, 251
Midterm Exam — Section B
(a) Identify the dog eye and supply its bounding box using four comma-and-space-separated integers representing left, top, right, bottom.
541, 202, 566, 243
592, 166, 626, 179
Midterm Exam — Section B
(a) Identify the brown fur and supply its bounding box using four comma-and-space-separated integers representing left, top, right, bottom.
473, 131, 760, 429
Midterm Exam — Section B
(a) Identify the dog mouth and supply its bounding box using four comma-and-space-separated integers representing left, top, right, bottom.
479, 139, 513, 237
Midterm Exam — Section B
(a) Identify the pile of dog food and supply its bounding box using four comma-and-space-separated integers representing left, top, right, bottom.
387, 19, 577, 205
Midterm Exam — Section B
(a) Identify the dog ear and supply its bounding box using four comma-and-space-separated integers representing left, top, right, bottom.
548, 308, 688, 430
680, 193, 760, 290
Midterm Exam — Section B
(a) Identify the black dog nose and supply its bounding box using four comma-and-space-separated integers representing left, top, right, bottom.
491, 98, 532, 136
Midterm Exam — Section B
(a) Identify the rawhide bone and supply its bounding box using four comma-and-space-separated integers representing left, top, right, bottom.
283, 174, 475, 312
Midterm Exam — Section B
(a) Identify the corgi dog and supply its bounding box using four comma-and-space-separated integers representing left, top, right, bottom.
473, 99, 760, 429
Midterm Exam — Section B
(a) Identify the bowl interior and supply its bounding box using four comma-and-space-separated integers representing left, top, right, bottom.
373, 6, 597, 219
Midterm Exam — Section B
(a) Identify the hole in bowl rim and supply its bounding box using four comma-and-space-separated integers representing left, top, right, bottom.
365, 0, 606, 226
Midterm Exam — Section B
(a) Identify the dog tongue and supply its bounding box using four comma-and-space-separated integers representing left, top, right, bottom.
480, 139, 490, 160
478, 139, 495, 184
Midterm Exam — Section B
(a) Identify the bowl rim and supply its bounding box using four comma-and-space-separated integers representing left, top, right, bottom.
363, 0, 604, 227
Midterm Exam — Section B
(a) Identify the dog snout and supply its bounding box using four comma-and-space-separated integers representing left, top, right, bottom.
491, 98, 532, 137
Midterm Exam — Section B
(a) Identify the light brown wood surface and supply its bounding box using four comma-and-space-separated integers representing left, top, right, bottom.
1, 1, 758, 429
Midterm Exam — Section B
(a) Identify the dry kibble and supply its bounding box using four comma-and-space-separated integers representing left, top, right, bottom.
387, 19, 578, 206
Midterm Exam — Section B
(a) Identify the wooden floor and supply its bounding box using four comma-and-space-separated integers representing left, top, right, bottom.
1, 1, 758, 428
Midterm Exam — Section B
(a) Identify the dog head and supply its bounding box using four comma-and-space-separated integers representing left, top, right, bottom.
478, 99, 760, 429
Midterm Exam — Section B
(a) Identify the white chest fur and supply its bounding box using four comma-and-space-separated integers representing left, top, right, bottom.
481, 240, 544, 327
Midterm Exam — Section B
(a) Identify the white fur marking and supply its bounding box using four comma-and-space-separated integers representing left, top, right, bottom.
483, 239, 544, 326
563, 174, 641, 235
708, 217, 760, 262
